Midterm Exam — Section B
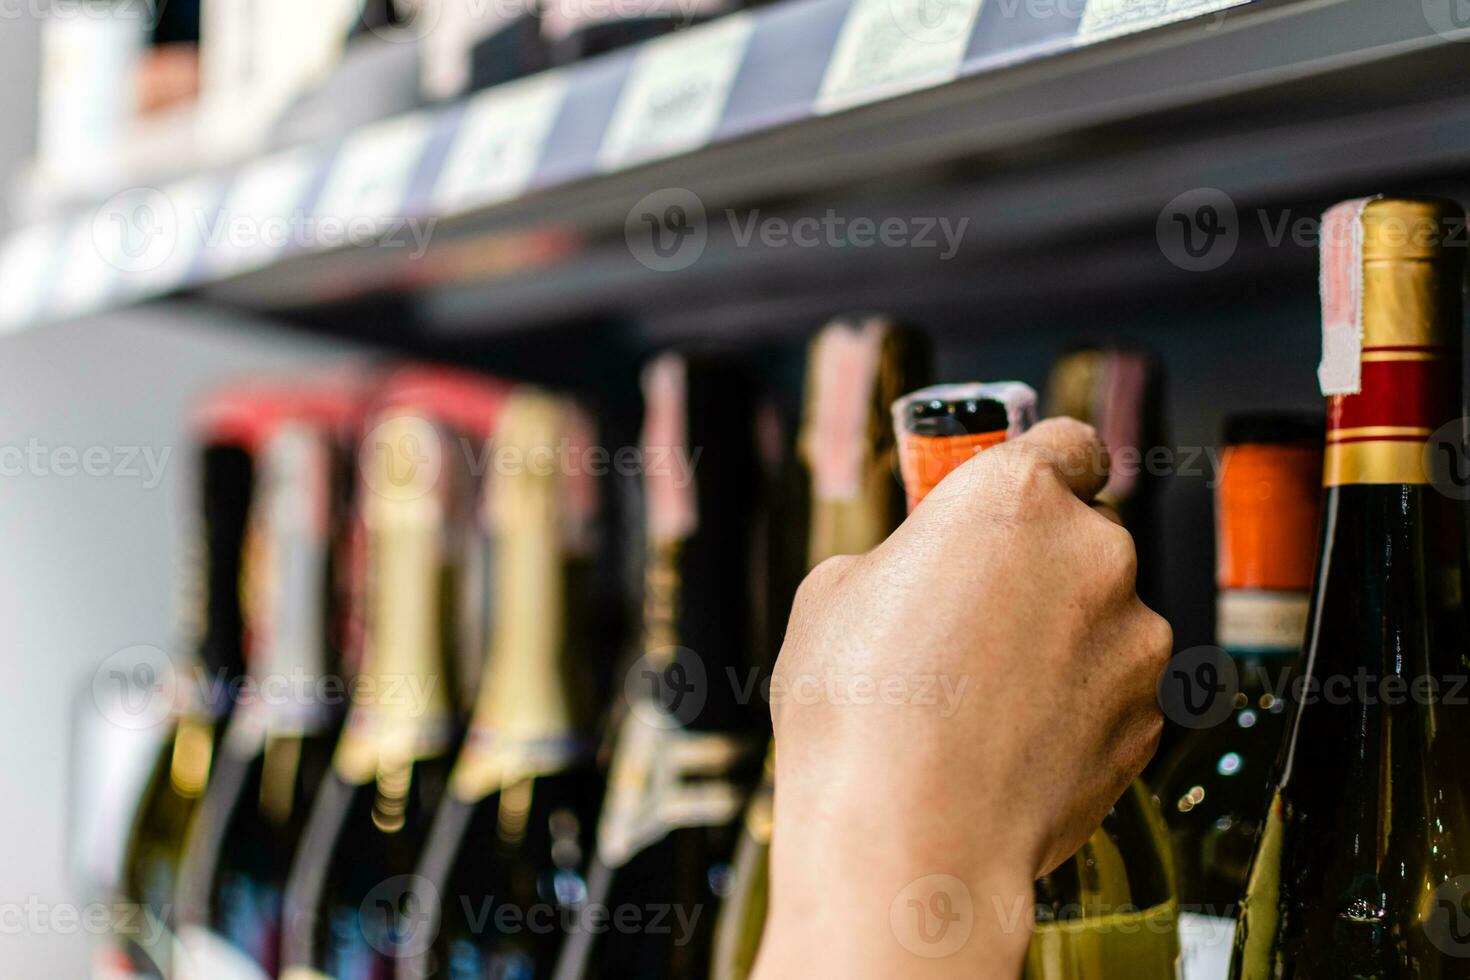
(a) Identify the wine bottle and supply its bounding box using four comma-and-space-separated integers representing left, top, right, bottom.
1231, 197, 1470, 976
709, 315, 929, 980
101, 397, 258, 980
396, 389, 605, 980
891, 382, 1182, 979
1150, 413, 1322, 980
173, 399, 359, 979
551, 354, 769, 980
278, 392, 494, 979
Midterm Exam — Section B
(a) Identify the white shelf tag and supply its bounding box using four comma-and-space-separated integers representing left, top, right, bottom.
599, 15, 755, 170
206, 148, 321, 277
817, 0, 985, 114
314, 114, 434, 237
1078, 0, 1246, 43
435, 73, 568, 213
114, 177, 221, 299
0, 222, 62, 332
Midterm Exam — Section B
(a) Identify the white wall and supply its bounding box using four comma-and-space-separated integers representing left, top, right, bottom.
0, 17, 362, 976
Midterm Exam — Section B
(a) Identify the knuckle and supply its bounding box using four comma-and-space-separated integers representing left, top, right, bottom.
793, 555, 855, 611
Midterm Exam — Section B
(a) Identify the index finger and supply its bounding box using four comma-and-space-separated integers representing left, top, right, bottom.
1008, 417, 1110, 503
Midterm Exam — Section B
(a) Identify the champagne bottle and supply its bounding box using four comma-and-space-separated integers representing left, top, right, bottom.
397, 389, 605, 979
891, 382, 1182, 980
551, 354, 768, 980
279, 395, 490, 980
709, 315, 929, 980
1150, 414, 1323, 980
173, 401, 358, 979
1232, 197, 1470, 976
102, 398, 258, 980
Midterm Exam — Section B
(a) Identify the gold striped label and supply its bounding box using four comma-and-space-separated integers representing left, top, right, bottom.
1360, 350, 1442, 363
1327, 425, 1432, 442
1324, 440, 1429, 487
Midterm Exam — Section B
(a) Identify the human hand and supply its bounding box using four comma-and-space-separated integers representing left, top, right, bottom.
753, 418, 1172, 979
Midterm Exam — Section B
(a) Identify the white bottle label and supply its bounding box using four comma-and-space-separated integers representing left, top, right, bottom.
818, 0, 985, 114
599, 15, 755, 170
1178, 912, 1235, 980
435, 74, 568, 212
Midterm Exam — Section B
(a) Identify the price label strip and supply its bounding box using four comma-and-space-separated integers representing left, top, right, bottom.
206, 147, 322, 278
314, 114, 434, 237
0, 222, 62, 332
817, 0, 986, 114
434, 73, 569, 214
114, 176, 222, 301
1076, 0, 1248, 43
599, 14, 756, 171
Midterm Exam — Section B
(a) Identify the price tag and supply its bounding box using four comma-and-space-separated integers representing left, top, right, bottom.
0, 222, 62, 332
1077, 0, 1245, 43
434, 73, 568, 214
314, 114, 433, 236
113, 176, 221, 299
206, 147, 321, 277
599, 15, 754, 170
817, 0, 985, 114
48, 216, 119, 321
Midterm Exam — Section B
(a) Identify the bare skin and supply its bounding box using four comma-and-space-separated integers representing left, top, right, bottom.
752, 418, 1172, 980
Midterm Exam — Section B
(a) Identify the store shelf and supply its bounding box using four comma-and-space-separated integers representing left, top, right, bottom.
4, 0, 1469, 341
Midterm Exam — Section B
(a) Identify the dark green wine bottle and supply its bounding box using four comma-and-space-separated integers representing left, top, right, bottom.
1150, 413, 1322, 979
173, 408, 356, 979
1232, 196, 1470, 976
397, 389, 605, 979
551, 354, 770, 980
279, 391, 496, 980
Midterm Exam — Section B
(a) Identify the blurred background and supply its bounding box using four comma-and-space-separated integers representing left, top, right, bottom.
2, 0, 1470, 976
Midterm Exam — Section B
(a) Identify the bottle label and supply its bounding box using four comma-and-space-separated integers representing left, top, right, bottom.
596, 702, 754, 868
1216, 591, 1309, 652
451, 731, 588, 803
1319, 198, 1460, 486
1177, 912, 1235, 980
1318, 198, 1370, 397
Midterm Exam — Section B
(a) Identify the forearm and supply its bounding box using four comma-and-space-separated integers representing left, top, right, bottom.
751, 780, 1034, 980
